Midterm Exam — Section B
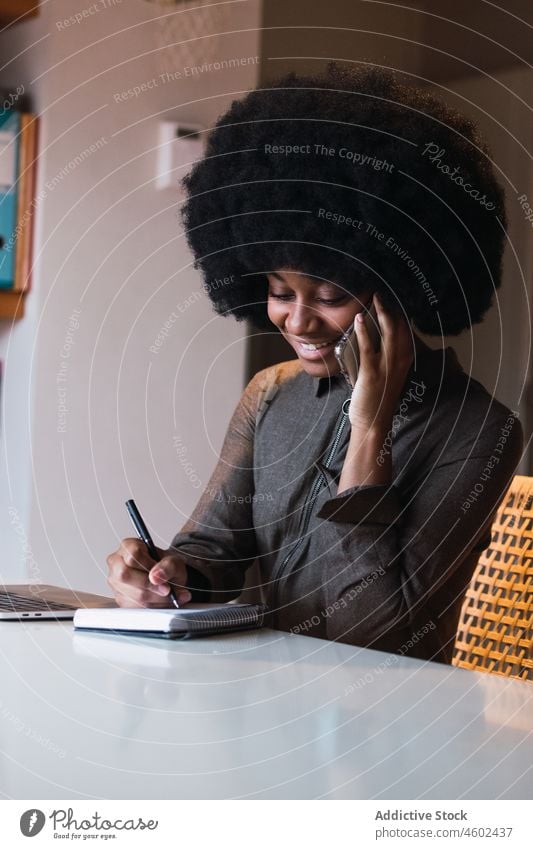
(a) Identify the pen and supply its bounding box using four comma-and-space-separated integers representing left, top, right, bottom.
125, 499, 180, 609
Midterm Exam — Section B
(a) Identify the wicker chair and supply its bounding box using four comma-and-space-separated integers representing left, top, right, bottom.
453, 475, 533, 681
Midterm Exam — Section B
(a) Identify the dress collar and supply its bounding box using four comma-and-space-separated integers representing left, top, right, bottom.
313, 373, 346, 397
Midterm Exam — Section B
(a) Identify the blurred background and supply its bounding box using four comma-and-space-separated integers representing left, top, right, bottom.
0, 0, 531, 593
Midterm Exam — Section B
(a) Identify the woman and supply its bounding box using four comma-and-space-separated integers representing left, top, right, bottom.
107, 65, 523, 663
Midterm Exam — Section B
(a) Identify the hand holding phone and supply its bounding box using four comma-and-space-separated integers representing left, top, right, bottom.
334, 300, 381, 389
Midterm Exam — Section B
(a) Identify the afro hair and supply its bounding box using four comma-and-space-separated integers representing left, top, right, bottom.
180, 63, 507, 336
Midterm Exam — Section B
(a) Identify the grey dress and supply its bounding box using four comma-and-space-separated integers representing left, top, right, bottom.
171, 345, 523, 663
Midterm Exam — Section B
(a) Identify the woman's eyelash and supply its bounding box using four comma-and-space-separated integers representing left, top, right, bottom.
269, 293, 347, 305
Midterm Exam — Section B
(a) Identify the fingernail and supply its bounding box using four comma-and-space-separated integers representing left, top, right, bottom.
178, 591, 192, 604
154, 584, 169, 596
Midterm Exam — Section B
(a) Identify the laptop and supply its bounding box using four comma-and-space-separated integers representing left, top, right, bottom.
0, 584, 116, 620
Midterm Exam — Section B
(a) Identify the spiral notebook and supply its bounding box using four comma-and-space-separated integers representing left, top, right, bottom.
73, 603, 269, 639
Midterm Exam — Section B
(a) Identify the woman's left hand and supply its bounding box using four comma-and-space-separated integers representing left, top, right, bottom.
347, 293, 415, 431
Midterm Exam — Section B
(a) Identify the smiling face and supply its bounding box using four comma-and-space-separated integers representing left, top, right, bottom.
266, 270, 372, 378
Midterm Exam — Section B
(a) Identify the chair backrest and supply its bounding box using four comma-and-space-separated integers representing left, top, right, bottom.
453, 475, 533, 681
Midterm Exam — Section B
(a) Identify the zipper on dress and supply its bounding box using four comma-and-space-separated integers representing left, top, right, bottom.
269, 399, 350, 609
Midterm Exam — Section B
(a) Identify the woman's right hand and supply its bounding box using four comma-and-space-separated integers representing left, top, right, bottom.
106, 538, 192, 608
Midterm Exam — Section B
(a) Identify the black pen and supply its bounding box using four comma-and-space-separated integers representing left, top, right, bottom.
125, 499, 180, 609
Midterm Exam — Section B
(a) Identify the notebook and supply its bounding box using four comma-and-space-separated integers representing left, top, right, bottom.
73, 602, 269, 639
0, 584, 115, 620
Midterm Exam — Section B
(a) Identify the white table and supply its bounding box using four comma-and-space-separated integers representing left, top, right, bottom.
0, 621, 531, 799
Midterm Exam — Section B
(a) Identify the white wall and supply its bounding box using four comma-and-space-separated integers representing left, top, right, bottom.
0, 0, 262, 591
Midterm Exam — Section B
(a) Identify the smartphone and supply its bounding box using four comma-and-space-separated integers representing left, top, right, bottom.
334, 302, 381, 389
